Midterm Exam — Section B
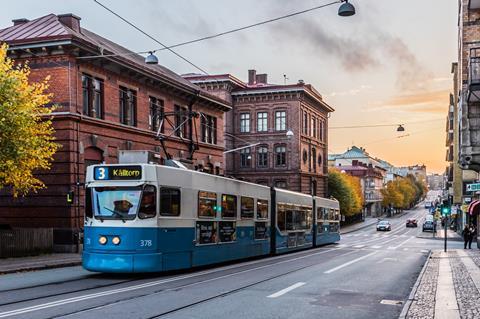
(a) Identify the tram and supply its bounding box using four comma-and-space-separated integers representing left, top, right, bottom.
82, 164, 340, 273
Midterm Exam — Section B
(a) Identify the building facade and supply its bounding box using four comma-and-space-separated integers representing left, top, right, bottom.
0, 14, 230, 251
328, 146, 386, 217
185, 70, 333, 197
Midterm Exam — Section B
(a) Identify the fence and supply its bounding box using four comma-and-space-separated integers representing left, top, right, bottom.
0, 228, 53, 258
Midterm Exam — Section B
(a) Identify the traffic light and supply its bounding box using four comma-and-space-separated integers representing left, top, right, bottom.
441, 200, 451, 216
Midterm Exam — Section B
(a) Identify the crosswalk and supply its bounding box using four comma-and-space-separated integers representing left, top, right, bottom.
337, 242, 418, 251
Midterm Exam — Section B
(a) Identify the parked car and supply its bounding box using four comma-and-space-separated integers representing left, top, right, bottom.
377, 220, 391, 231
423, 220, 436, 232
406, 219, 418, 227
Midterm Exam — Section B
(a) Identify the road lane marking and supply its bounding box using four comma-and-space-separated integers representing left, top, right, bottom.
371, 245, 382, 249
388, 236, 414, 250
353, 245, 365, 248
324, 251, 378, 274
0, 248, 348, 318
267, 282, 306, 298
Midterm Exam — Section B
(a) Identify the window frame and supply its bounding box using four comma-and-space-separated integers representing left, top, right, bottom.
149, 96, 164, 132
174, 105, 189, 138
257, 112, 268, 132
256, 199, 269, 220
82, 74, 104, 119
138, 185, 157, 219
240, 112, 251, 133
240, 147, 251, 168
275, 145, 287, 167
275, 110, 287, 131
257, 146, 268, 168
119, 86, 137, 126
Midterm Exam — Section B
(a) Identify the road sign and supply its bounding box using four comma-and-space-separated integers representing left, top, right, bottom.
466, 183, 480, 192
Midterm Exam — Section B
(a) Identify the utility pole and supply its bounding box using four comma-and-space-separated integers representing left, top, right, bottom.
441, 199, 451, 252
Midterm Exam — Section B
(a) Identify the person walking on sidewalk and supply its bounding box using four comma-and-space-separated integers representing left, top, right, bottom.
463, 225, 470, 249
468, 225, 477, 249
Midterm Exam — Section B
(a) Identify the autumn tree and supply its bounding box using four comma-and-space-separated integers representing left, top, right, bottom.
328, 168, 364, 216
0, 44, 59, 196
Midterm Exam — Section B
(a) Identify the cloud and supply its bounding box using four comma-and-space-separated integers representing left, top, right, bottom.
367, 89, 450, 114
270, 19, 431, 91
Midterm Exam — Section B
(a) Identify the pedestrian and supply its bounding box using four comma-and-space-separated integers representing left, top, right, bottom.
469, 225, 477, 249
462, 225, 470, 249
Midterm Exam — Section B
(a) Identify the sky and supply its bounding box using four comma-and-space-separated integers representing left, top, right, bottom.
0, 0, 458, 173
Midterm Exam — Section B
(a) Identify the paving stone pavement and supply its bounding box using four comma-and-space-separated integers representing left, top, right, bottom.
448, 250, 480, 319
405, 254, 439, 319
404, 250, 480, 319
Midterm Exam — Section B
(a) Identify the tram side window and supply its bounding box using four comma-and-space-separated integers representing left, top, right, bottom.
139, 185, 156, 219
85, 188, 93, 218
198, 191, 217, 218
277, 205, 286, 232
257, 199, 268, 220
277, 204, 312, 232
160, 188, 180, 216
241, 196, 254, 219
221, 194, 237, 219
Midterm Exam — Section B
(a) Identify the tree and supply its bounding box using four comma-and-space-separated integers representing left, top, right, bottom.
0, 44, 59, 196
328, 168, 364, 216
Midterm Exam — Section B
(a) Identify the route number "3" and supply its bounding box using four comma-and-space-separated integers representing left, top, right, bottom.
95, 167, 108, 180
140, 240, 152, 247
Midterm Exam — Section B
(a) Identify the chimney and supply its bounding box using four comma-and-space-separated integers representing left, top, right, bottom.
248, 69, 256, 85
256, 73, 268, 84
298, 79, 305, 84
12, 18, 29, 26
58, 14, 81, 32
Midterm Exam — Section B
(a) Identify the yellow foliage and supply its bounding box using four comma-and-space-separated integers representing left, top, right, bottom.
0, 44, 59, 196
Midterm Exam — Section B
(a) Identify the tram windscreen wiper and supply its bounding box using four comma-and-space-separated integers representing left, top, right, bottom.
103, 206, 127, 223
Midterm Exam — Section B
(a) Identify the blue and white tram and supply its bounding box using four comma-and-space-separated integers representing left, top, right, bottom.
82, 164, 340, 273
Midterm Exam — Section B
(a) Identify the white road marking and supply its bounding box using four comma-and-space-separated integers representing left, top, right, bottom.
403, 248, 409, 251
324, 251, 378, 274
0, 248, 344, 318
388, 236, 414, 250
337, 244, 349, 248
371, 245, 382, 249
363, 234, 369, 237
353, 245, 365, 248
267, 282, 306, 298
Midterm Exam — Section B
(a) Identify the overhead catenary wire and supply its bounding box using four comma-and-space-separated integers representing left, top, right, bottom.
93, 0, 209, 75
329, 118, 445, 129
80, 0, 343, 60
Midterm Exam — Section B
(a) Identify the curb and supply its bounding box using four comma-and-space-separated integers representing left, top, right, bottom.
0, 261, 82, 275
340, 220, 378, 234
398, 250, 432, 319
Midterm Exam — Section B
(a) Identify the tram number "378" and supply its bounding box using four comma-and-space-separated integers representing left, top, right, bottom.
140, 240, 152, 247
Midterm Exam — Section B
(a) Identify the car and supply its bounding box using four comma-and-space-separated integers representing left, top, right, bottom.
423, 220, 436, 232
406, 218, 418, 227
424, 202, 432, 209
377, 220, 391, 231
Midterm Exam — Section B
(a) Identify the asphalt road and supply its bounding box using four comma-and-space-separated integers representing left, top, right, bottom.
0, 205, 462, 319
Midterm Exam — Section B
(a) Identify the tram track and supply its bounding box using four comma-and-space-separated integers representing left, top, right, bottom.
45, 248, 361, 319
0, 247, 360, 319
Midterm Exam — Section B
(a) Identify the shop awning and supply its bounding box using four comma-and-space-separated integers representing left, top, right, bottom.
468, 200, 480, 215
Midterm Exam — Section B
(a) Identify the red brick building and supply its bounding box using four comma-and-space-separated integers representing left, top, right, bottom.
0, 14, 230, 251
185, 70, 333, 197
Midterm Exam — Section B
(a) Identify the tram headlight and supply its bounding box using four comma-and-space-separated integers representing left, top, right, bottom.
112, 236, 121, 245
98, 236, 107, 245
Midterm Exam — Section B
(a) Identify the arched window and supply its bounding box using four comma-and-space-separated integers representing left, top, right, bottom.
275, 145, 286, 166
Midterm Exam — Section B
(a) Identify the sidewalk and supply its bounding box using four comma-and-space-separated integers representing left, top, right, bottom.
416, 226, 463, 242
340, 217, 379, 234
0, 253, 81, 275
401, 249, 480, 319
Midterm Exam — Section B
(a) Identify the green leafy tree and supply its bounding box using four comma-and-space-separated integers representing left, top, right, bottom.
0, 44, 59, 196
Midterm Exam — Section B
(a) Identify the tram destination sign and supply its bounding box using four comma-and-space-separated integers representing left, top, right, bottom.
466, 183, 480, 192
94, 166, 142, 180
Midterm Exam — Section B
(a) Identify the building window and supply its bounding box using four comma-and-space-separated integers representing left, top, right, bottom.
174, 105, 189, 138
240, 113, 250, 132
312, 118, 317, 138
319, 120, 324, 141
82, 74, 103, 119
119, 86, 136, 126
257, 146, 268, 167
149, 97, 164, 132
275, 145, 286, 166
257, 112, 268, 132
240, 148, 251, 167
275, 111, 286, 131
303, 112, 308, 135
312, 148, 317, 172
201, 113, 217, 144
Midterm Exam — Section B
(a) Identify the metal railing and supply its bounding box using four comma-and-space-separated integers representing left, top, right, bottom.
0, 228, 53, 258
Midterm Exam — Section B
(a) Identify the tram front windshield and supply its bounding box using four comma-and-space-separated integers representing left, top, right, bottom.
92, 187, 142, 220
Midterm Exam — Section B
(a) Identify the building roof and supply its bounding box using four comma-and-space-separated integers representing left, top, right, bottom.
0, 14, 231, 111
341, 146, 370, 159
